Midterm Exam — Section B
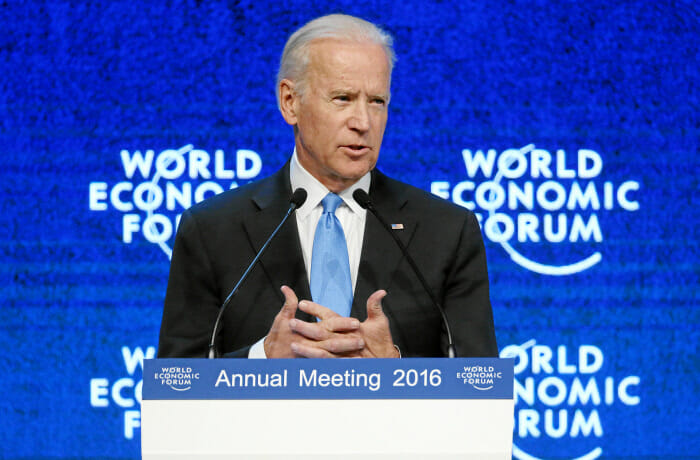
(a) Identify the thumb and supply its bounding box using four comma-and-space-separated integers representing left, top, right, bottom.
366, 289, 388, 320
279, 285, 299, 318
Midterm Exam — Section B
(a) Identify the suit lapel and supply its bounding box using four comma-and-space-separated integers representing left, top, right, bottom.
242, 165, 314, 321
351, 170, 418, 320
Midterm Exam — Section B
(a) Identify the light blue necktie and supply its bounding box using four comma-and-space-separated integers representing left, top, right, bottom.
310, 193, 353, 317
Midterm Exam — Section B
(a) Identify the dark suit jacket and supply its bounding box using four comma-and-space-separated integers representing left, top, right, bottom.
157, 163, 498, 358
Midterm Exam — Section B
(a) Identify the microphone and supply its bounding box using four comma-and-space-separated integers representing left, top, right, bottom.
353, 189, 457, 358
207, 188, 308, 358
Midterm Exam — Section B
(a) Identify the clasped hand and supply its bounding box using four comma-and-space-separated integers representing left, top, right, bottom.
264, 285, 399, 358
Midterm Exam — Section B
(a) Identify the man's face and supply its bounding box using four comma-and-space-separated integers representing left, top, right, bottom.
282, 39, 391, 192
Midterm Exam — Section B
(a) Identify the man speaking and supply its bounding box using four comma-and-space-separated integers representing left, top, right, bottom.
157, 14, 498, 359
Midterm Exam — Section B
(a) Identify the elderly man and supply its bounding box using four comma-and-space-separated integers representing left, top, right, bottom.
158, 14, 498, 358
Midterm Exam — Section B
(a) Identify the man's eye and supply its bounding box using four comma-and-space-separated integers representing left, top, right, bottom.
334, 95, 349, 101
371, 98, 386, 105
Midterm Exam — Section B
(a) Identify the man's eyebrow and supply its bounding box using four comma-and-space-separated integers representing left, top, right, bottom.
366, 92, 390, 103
328, 89, 389, 99
329, 88, 358, 95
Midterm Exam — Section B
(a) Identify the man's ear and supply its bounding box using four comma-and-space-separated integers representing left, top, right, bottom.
278, 79, 299, 126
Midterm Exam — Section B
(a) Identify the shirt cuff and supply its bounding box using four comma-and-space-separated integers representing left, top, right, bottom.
248, 336, 268, 359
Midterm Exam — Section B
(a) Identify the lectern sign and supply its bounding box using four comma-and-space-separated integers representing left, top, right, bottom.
144, 358, 513, 400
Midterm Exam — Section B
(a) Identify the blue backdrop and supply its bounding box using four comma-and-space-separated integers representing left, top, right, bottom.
1, 1, 698, 459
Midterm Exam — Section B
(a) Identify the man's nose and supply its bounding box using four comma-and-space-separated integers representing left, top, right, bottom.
347, 102, 370, 132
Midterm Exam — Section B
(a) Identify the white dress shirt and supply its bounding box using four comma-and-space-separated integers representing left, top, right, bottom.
248, 150, 370, 358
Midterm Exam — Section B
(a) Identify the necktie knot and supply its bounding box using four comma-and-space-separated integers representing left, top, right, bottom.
322, 193, 343, 214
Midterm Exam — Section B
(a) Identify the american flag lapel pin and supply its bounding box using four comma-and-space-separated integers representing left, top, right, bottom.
391, 223, 404, 230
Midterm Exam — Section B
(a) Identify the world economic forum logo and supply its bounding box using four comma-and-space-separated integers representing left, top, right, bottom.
431, 144, 640, 276
501, 339, 641, 460
88, 145, 263, 259
456, 365, 503, 391
155, 366, 201, 392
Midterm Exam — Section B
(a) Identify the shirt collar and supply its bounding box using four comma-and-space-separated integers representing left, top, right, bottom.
290, 149, 371, 220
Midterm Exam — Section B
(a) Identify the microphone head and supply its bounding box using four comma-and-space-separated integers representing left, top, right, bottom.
290, 188, 308, 208
352, 189, 372, 210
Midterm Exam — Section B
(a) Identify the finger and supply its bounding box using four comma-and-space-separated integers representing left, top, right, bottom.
320, 336, 365, 354
323, 316, 361, 332
290, 342, 334, 358
279, 285, 299, 318
297, 299, 341, 320
366, 289, 388, 320
291, 337, 365, 357
289, 319, 327, 341
291, 316, 361, 340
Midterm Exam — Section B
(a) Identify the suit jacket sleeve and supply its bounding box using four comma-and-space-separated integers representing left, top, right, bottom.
158, 207, 222, 358
442, 210, 498, 357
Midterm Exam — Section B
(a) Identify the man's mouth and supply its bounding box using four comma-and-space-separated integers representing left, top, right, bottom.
343, 144, 370, 152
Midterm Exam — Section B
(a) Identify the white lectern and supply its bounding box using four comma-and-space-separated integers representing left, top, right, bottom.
142, 358, 513, 459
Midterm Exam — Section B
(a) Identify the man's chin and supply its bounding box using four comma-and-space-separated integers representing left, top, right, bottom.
324, 170, 372, 192
339, 167, 374, 183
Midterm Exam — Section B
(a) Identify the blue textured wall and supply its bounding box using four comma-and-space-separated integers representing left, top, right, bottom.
1, 1, 698, 458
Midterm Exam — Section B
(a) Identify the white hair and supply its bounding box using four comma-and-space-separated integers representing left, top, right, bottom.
276, 14, 396, 109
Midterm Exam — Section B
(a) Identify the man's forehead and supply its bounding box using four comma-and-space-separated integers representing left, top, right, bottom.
306, 39, 391, 87
307, 38, 389, 67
